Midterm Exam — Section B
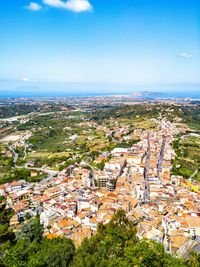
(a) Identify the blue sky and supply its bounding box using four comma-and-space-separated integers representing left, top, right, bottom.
0, 0, 200, 94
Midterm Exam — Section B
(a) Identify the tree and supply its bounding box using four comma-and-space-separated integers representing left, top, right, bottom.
14, 168, 31, 181
28, 238, 75, 267
0, 195, 6, 203
0, 203, 15, 245
3, 238, 75, 267
72, 210, 185, 267
47, 225, 51, 233
186, 251, 200, 267
24, 212, 32, 221
72, 210, 137, 267
2, 239, 32, 267
118, 239, 186, 267
16, 217, 44, 243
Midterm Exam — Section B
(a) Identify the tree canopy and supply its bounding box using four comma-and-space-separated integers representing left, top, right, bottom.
72, 210, 185, 267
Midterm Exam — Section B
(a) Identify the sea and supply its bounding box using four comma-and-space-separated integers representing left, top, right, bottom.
0, 82, 199, 99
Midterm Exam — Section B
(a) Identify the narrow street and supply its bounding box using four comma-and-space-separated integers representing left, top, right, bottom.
144, 132, 150, 203
157, 134, 166, 180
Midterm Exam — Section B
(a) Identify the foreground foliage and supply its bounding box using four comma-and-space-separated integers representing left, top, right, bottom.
0, 201, 15, 254
72, 210, 186, 267
0, 210, 199, 267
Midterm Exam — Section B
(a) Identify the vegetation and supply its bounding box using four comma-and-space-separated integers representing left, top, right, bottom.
0, 100, 200, 172
72, 210, 186, 267
1, 102, 200, 179
0, 168, 47, 185
90, 103, 198, 126
0, 198, 15, 255
1, 210, 198, 267
0, 145, 14, 170
172, 136, 200, 181
0, 102, 73, 119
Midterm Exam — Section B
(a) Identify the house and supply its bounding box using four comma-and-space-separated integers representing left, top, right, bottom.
0, 185, 5, 196
45, 187, 63, 198
183, 217, 200, 238
40, 209, 58, 227
11, 181, 23, 192
10, 215, 20, 227
126, 154, 142, 165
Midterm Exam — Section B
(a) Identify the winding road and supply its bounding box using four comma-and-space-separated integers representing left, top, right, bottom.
7, 144, 58, 184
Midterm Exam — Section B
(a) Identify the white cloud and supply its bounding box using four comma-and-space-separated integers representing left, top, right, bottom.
27, 2, 42, 11
43, 0, 66, 8
179, 52, 192, 59
66, 0, 92, 12
21, 78, 36, 82
43, 0, 92, 12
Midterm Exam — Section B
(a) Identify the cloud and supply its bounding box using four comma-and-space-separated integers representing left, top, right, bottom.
21, 78, 36, 82
43, 0, 92, 12
179, 52, 192, 59
66, 0, 92, 12
43, 0, 66, 8
27, 2, 42, 11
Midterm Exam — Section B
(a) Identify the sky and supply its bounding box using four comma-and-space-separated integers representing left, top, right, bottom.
0, 0, 200, 96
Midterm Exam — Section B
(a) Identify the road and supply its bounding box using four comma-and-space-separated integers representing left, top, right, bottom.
143, 132, 150, 203
7, 145, 18, 166
157, 134, 166, 179
16, 165, 58, 185
38, 168, 58, 185
189, 169, 198, 180
7, 144, 58, 184
23, 143, 27, 160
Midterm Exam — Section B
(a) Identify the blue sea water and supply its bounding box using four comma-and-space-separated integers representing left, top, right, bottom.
0, 82, 199, 99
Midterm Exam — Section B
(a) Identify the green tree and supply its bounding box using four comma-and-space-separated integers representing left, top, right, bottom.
73, 209, 137, 267
0, 203, 14, 245
17, 217, 43, 243
3, 238, 75, 267
72, 210, 185, 267
3, 239, 32, 267
118, 239, 186, 267
186, 251, 200, 267
28, 238, 75, 267
14, 168, 31, 181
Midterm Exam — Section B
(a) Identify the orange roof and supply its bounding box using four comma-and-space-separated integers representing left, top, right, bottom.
47, 233, 58, 239
90, 216, 97, 224
60, 220, 68, 227
107, 192, 118, 198
11, 181, 22, 186
185, 217, 200, 228
12, 202, 27, 212
171, 235, 187, 249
